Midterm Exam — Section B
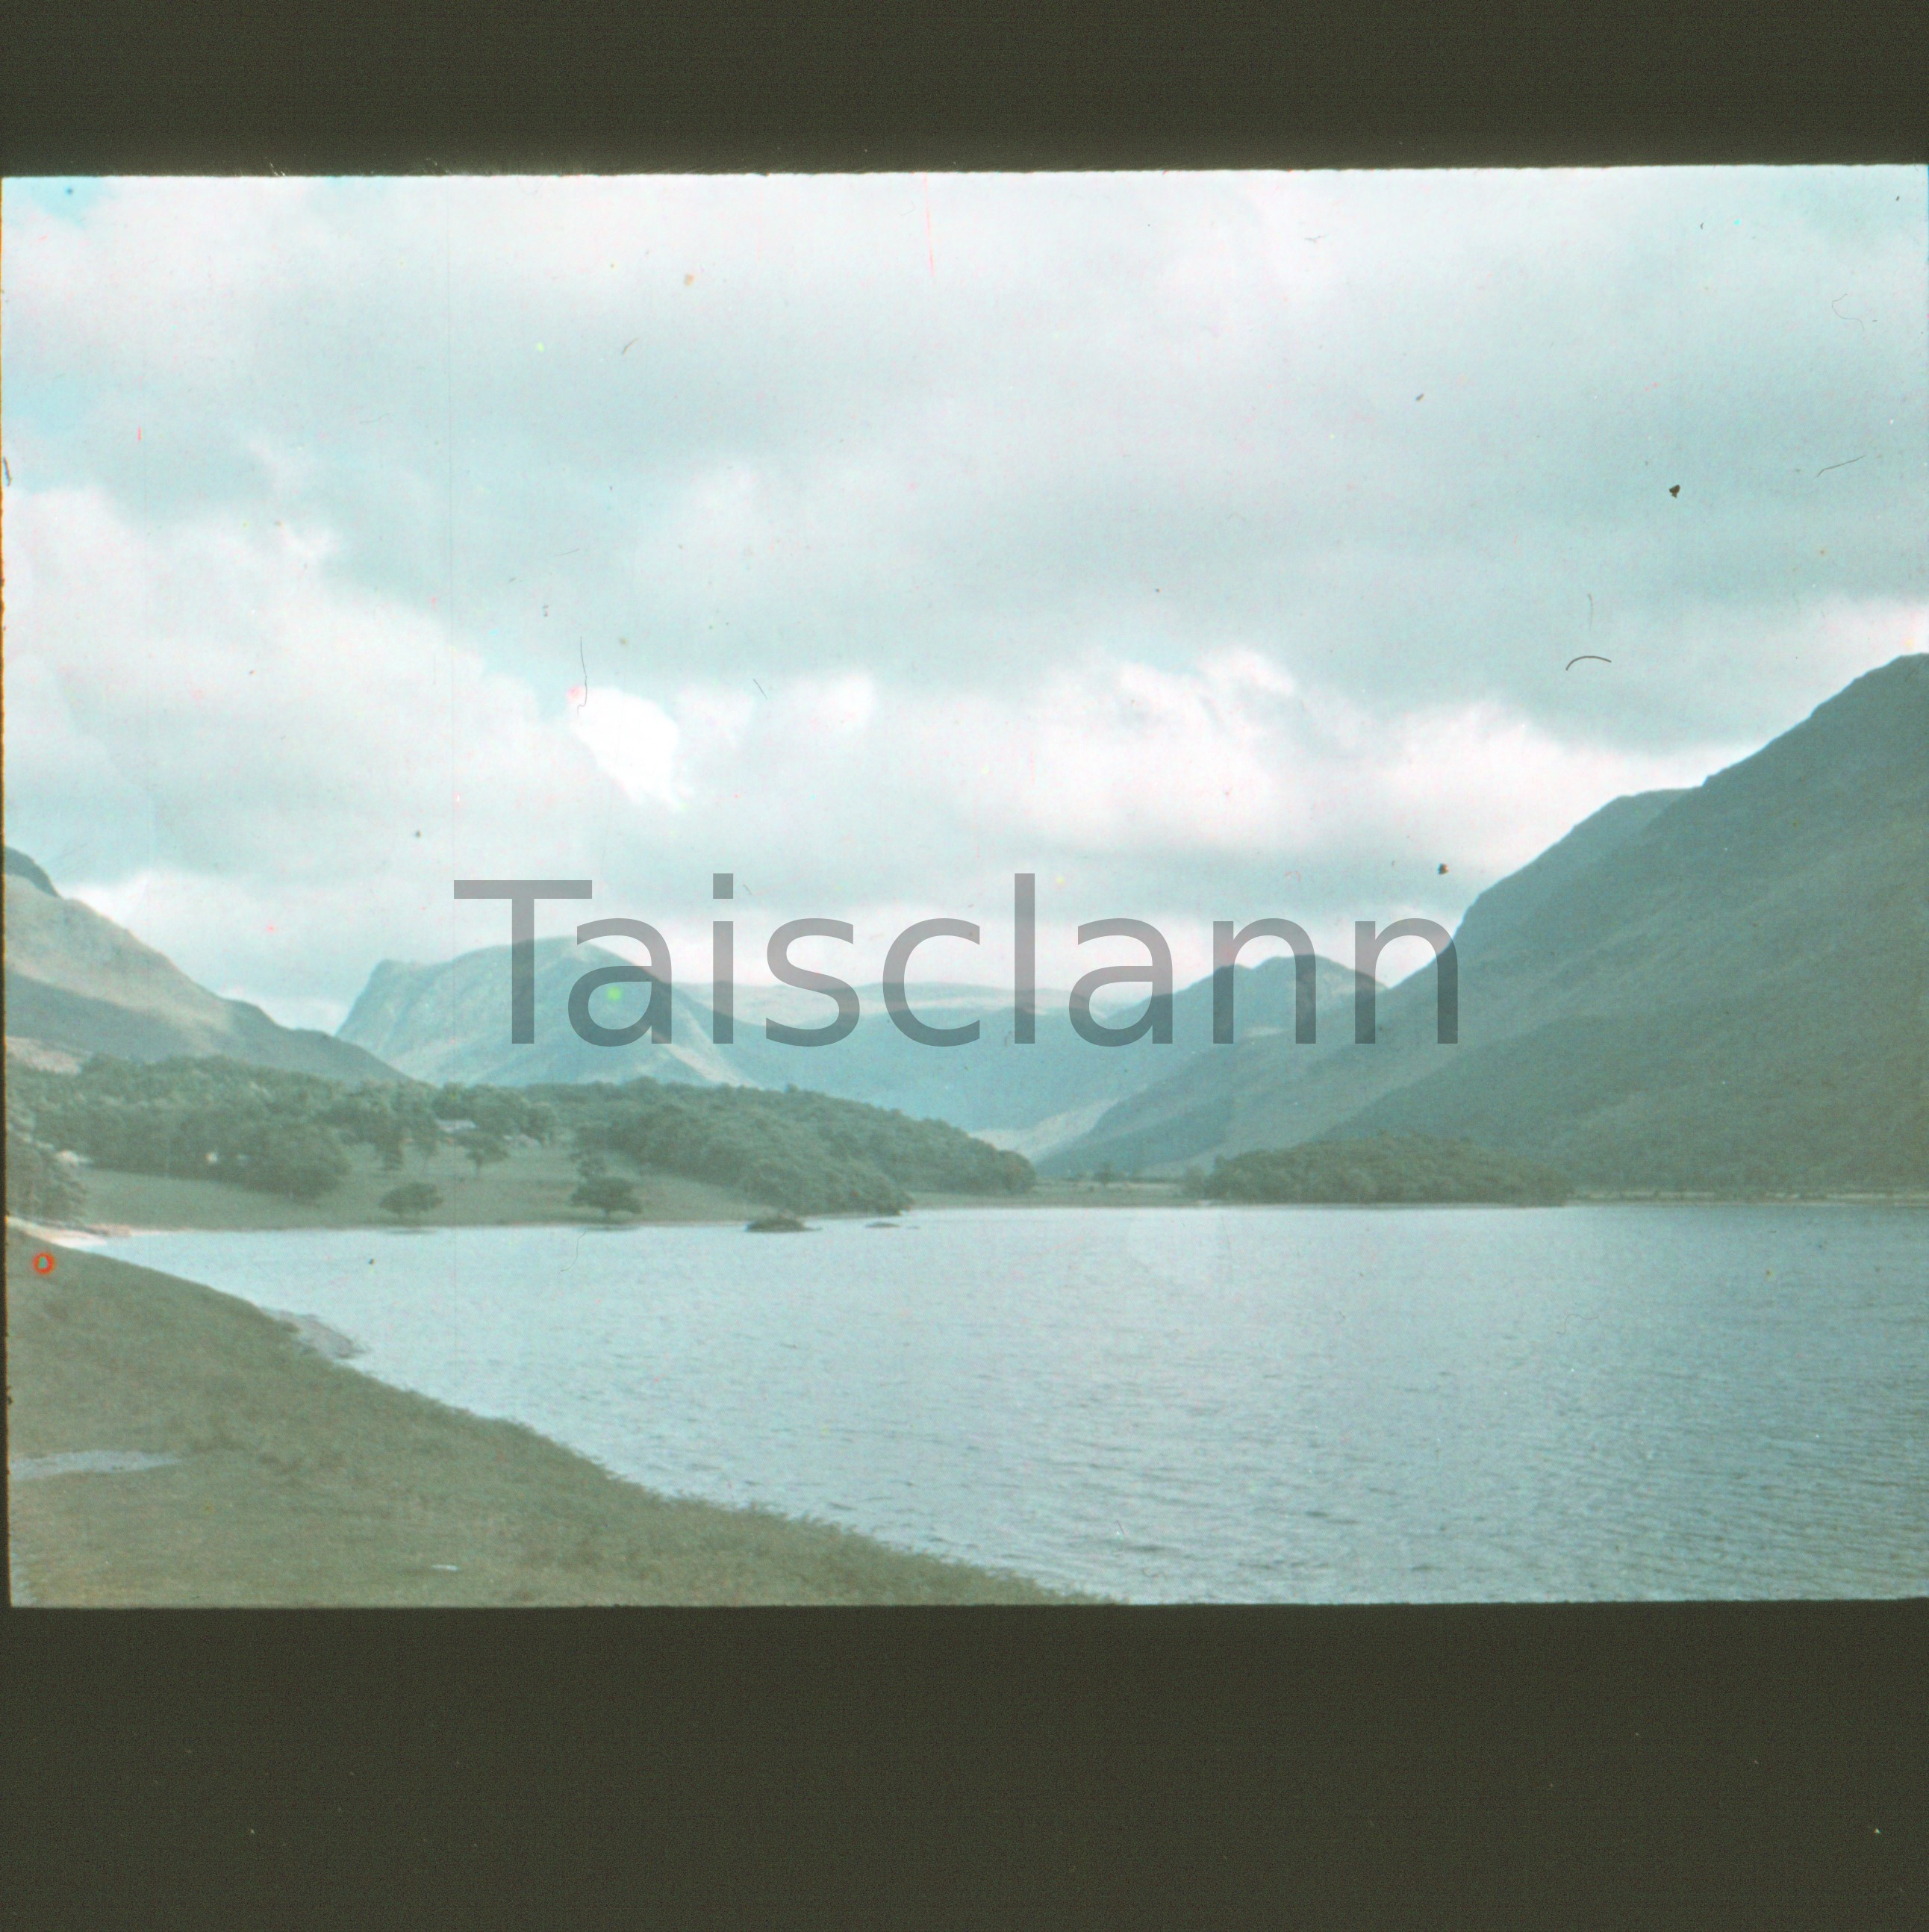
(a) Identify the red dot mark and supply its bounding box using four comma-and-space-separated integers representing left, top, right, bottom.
33, 1252, 57, 1274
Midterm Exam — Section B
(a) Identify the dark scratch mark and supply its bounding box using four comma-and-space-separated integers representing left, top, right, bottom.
1830, 295, 1868, 328
1566, 655, 1612, 670
1815, 455, 1866, 479
555, 548, 580, 556
753, 679, 768, 699
621, 339, 638, 355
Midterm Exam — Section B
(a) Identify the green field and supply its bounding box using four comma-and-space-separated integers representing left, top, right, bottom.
4, 1230, 1082, 1606
920, 1177, 1188, 1210
67, 1138, 758, 1232
57, 1142, 1185, 1235
54, 1156, 1903, 1237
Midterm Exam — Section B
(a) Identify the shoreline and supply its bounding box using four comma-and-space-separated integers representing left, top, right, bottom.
27, 1135, 1926, 1245
7, 1228, 1085, 1607
18, 1185, 1927, 1247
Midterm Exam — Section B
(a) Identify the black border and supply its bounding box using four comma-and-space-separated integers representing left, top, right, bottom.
5, 0, 1928, 1919
1, 0, 1926, 175
5, 1604, 1927, 1921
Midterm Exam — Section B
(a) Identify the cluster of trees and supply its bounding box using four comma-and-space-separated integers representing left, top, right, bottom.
1193, 1134, 1571, 1206
5, 1087, 87, 1224
546, 1078, 1035, 1218
7, 1058, 556, 1206
12, 1058, 356, 1201
330, 1080, 555, 1172
7, 1055, 1033, 1220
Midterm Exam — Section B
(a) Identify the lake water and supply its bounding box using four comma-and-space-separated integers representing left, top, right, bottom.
94, 1204, 1928, 1602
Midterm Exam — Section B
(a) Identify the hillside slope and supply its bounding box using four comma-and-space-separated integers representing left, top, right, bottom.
4, 861, 399, 1085
1055, 654, 1929, 1191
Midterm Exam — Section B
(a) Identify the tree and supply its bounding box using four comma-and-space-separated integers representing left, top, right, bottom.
463, 1129, 510, 1178
405, 1104, 445, 1162
4, 1124, 84, 1225
380, 1180, 443, 1223
255, 1124, 352, 1203
572, 1174, 642, 1222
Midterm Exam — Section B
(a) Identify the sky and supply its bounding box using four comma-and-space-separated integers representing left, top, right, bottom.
3, 168, 1924, 1032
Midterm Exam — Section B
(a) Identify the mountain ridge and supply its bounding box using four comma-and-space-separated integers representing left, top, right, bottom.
4, 861, 400, 1085
1050, 652, 1929, 1191
337, 931, 1377, 1155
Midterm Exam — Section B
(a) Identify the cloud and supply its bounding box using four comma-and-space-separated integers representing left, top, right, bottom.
2, 169, 1922, 1022
570, 687, 688, 810
3, 483, 637, 1000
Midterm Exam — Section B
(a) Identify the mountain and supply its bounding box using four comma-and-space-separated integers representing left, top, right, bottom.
4, 846, 60, 897
1049, 654, 1929, 1191
338, 939, 749, 1090
3, 857, 401, 1085
730, 955, 1377, 1155
1041, 790, 1700, 1176
337, 931, 1374, 1157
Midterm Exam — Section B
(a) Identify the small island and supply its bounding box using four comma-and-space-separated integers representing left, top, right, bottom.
1195, 1134, 1571, 1206
746, 1212, 810, 1233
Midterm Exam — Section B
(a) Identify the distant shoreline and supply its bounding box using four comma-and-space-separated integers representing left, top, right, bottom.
16, 1185, 1925, 1247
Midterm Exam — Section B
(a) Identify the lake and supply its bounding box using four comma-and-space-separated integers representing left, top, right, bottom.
94, 1203, 1928, 1602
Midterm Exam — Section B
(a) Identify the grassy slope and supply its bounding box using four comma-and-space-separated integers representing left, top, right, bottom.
67, 1143, 1106, 1233
4, 1231, 1078, 1605
916, 1179, 1188, 1209
69, 1139, 758, 1232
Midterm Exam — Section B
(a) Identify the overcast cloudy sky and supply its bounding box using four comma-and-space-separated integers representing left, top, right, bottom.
4, 169, 1924, 1029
